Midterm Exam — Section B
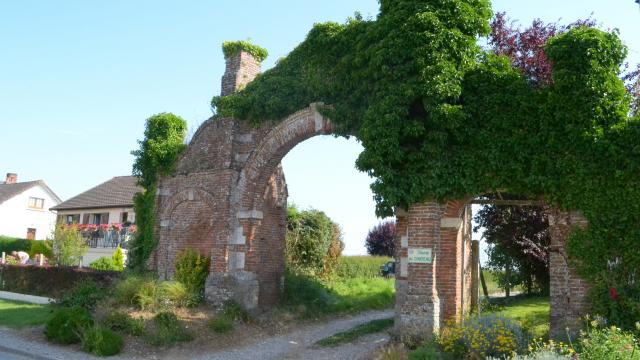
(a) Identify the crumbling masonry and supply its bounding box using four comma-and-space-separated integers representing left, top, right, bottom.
153, 49, 588, 339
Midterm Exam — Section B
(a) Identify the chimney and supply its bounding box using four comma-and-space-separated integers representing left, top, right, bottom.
220, 48, 262, 97
5, 173, 17, 184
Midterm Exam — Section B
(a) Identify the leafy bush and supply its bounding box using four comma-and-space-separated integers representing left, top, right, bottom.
146, 311, 193, 347
209, 316, 233, 334
0, 236, 31, 255
334, 256, 392, 279
112, 245, 124, 270
44, 306, 93, 344
578, 321, 640, 360
322, 223, 345, 275
102, 311, 144, 336
90, 257, 120, 271
28, 240, 53, 259
113, 275, 147, 306
80, 325, 124, 356
57, 279, 105, 310
281, 269, 335, 317
174, 249, 210, 305
438, 314, 528, 358
285, 205, 336, 274
49, 223, 87, 266
365, 221, 396, 257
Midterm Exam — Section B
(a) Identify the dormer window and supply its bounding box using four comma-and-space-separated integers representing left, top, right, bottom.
28, 197, 44, 209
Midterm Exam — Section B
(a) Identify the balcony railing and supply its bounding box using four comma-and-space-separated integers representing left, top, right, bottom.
77, 225, 136, 249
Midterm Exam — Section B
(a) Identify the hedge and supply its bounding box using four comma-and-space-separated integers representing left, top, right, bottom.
0, 264, 121, 298
0, 236, 32, 254
333, 256, 392, 279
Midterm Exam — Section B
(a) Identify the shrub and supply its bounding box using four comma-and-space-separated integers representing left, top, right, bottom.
49, 223, 87, 266
578, 321, 640, 360
174, 249, 210, 305
365, 221, 396, 257
209, 316, 233, 334
112, 245, 125, 270
90, 257, 119, 271
102, 311, 144, 336
334, 256, 392, 279
58, 279, 105, 310
28, 240, 53, 259
146, 311, 193, 347
80, 325, 124, 356
0, 236, 31, 255
322, 223, 345, 276
438, 314, 528, 358
285, 205, 335, 274
44, 306, 93, 344
113, 275, 147, 306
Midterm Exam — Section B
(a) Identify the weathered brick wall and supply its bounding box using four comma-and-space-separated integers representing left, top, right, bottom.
546, 207, 589, 338
155, 49, 332, 311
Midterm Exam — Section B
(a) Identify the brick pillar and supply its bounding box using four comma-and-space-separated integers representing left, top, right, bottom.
547, 207, 589, 339
394, 201, 469, 339
221, 50, 261, 96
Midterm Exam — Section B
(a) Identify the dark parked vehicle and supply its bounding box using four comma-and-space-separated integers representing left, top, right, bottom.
380, 261, 395, 278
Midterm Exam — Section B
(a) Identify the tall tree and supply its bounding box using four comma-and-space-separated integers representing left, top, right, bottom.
474, 203, 550, 294
365, 221, 396, 257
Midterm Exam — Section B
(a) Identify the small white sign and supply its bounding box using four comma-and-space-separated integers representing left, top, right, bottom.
408, 248, 432, 264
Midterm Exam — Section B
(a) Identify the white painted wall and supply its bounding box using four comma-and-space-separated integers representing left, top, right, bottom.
57, 207, 135, 225
0, 184, 60, 240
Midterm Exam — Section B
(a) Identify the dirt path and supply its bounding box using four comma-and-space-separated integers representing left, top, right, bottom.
0, 310, 393, 360
193, 309, 393, 360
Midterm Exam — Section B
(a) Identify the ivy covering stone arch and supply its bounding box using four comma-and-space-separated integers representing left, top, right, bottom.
212, 0, 640, 329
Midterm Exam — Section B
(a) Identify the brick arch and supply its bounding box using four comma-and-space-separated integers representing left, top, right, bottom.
237, 103, 332, 214
156, 188, 219, 279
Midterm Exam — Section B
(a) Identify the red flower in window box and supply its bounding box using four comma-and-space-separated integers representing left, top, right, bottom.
609, 287, 619, 301
99, 224, 109, 231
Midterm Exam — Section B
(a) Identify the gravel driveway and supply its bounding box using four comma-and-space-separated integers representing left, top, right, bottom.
0, 309, 393, 360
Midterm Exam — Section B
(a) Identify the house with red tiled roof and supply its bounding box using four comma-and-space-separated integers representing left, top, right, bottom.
0, 172, 61, 240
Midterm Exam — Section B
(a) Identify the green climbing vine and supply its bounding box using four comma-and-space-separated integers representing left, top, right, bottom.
130, 113, 187, 272
222, 41, 268, 63
211, 0, 640, 330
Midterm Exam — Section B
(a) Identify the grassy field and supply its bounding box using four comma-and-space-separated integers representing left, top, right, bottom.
0, 299, 53, 328
495, 296, 550, 339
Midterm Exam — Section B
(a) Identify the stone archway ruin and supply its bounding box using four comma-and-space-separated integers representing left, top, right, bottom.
153, 49, 589, 339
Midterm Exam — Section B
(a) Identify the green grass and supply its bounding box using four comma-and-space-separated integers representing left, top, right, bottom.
494, 296, 550, 339
315, 318, 394, 347
0, 299, 53, 328
282, 269, 395, 318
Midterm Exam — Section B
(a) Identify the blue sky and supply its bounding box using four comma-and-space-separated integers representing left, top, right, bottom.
1, 1, 638, 255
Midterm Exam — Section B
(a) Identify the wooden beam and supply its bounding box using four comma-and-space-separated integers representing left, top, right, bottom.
470, 199, 543, 206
